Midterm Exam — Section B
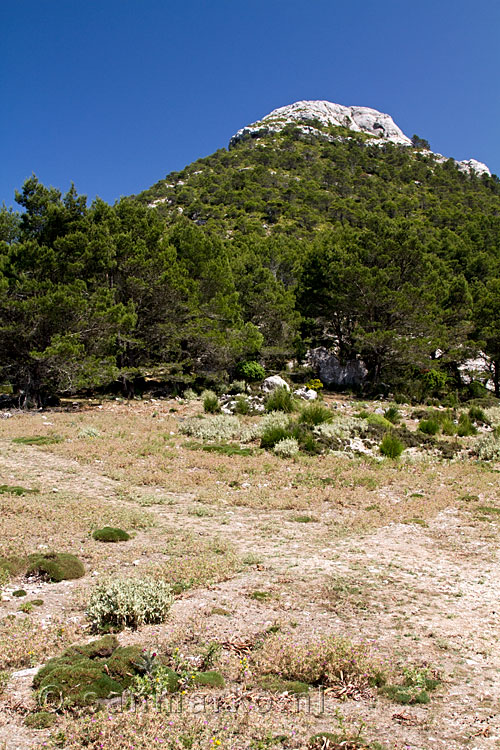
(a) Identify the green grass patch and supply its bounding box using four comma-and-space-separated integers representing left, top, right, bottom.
12, 435, 63, 446
290, 515, 316, 523
0, 485, 39, 496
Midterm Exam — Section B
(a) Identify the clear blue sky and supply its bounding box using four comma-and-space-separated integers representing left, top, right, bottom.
2, 0, 500, 207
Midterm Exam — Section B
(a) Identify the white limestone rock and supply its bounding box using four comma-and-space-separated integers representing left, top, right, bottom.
261, 375, 290, 392
294, 387, 318, 401
231, 100, 412, 146
456, 158, 491, 177
230, 100, 490, 176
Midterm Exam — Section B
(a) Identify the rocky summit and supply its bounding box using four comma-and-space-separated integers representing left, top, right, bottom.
230, 99, 490, 176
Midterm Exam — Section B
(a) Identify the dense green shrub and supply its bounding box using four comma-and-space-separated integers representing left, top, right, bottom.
380, 434, 404, 459
468, 406, 490, 425
384, 406, 401, 424
441, 418, 457, 435
260, 425, 292, 449
457, 413, 477, 437
86, 577, 173, 632
234, 395, 251, 414
299, 402, 332, 426
265, 387, 295, 413
418, 418, 440, 435
92, 527, 130, 543
237, 361, 266, 382
202, 390, 220, 413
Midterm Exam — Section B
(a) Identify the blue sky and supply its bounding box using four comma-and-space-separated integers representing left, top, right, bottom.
2, 0, 500, 206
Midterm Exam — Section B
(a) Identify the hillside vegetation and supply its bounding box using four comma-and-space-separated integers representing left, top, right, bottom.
2, 122, 500, 404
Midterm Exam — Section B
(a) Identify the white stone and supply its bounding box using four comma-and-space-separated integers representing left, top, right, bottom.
261, 375, 290, 392
294, 387, 318, 401
11, 667, 38, 679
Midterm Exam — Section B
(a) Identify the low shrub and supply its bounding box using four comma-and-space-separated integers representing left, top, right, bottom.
380, 434, 404, 459
299, 402, 332, 426
227, 380, 246, 394
313, 417, 367, 442
476, 434, 500, 461
384, 406, 401, 424
273, 438, 300, 458
366, 413, 393, 430
180, 415, 241, 442
202, 390, 220, 414
24, 711, 56, 729
468, 405, 489, 425
305, 379, 323, 393
260, 425, 292, 450
78, 426, 101, 438
92, 527, 130, 543
182, 388, 198, 401
441, 418, 457, 435
27, 553, 85, 582
265, 387, 295, 413
256, 633, 388, 689
234, 395, 251, 415
87, 577, 173, 632
418, 418, 440, 436
457, 413, 477, 437
290, 424, 321, 454
192, 670, 225, 688
379, 665, 439, 705
198, 443, 253, 456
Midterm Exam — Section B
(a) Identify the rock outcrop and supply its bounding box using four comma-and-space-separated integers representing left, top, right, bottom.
307, 347, 368, 389
230, 100, 490, 176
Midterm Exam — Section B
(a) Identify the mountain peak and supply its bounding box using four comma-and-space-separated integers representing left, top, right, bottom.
230, 100, 490, 176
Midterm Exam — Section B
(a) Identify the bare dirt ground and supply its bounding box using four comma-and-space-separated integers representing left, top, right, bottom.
1, 398, 499, 749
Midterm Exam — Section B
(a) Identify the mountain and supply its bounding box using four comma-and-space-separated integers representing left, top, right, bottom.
134, 100, 500, 395
230, 100, 490, 176
3, 102, 500, 405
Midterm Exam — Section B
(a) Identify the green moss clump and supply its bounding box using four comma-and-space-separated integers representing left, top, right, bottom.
193, 670, 225, 688
0, 485, 39, 495
0, 555, 28, 578
106, 645, 144, 688
31, 599, 44, 606
24, 711, 56, 729
12, 589, 27, 597
366, 413, 393, 430
92, 527, 130, 543
33, 637, 145, 707
27, 552, 85, 582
